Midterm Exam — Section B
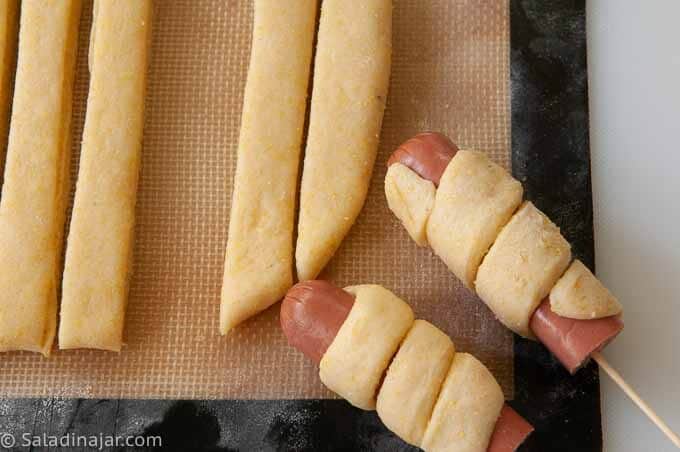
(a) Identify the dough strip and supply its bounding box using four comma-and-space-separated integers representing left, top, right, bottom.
295, 0, 392, 281
0, 0, 17, 176
220, 0, 317, 334
59, 0, 153, 351
0, 0, 82, 356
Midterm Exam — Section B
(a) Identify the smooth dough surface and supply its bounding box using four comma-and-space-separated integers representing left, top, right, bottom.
319, 284, 414, 410
220, 0, 317, 334
426, 150, 523, 289
296, 0, 392, 281
0, 0, 81, 356
0, 0, 17, 175
550, 259, 622, 319
376, 320, 455, 447
59, 0, 152, 351
475, 201, 571, 338
385, 163, 436, 246
421, 353, 504, 452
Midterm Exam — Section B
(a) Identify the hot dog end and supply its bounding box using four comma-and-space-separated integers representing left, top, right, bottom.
531, 298, 624, 374
387, 132, 458, 186
280, 280, 354, 364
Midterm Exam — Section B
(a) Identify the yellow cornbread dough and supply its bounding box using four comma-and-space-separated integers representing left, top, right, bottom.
220, 0, 317, 334
376, 320, 455, 447
0, 0, 17, 175
427, 150, 523, 289
0, 0, 82, 356
550, 259, 623, 319
421, 353, 505, 452
384, 163, 436, 246
314, 284, 510, 450
296, 0, 392, 281
319, 285, 414, 410
59, 0, 153, 351
475, 201, 572, 338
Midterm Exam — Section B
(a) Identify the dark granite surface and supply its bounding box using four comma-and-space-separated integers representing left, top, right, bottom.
511, 1, 601, 451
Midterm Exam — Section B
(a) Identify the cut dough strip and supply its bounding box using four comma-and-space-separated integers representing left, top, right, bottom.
58, 0, 153, 351
220, 0, 317, 334
0, 0, 82, 356
295, 0, 392, 281
0, 0, 17, 175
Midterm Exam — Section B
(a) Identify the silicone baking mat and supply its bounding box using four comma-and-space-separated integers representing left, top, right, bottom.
0, 0, 513, 399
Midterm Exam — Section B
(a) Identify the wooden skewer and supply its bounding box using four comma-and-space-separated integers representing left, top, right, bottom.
592, 351, 680, 449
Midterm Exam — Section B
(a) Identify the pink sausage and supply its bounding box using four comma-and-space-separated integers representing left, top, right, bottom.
280, 280, 532, 451
280, 280, 354, 364
487, 405, 534, 452
387, 132, 458, 186
530, 298, 624, 374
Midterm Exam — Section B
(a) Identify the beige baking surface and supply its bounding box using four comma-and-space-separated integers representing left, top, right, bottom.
0, 0, 512, 399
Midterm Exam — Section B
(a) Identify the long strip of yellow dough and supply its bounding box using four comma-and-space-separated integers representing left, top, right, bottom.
58, 1, 152, 351
0, 0, 17, 175
0, 0, 82, 356
220, 1, 317, 334
295, 0, 392, 281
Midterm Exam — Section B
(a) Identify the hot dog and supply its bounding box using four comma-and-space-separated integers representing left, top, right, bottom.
387, 132, 458, 186
279, 280, 354, 363
487, 405, 534, 452
281, 280, 533, 452
385, 132, 623, 374
531, 299, 623, 374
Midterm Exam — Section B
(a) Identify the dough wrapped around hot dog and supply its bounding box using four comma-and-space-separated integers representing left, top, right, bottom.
549, 259, 623, 319
280, 281, 534, 451
475, 201, 572, 338
421, 353, 505, 452
428, 150, 523, 288
385, 132, 623, 372
384, 163, 436, 246
376, 319, 455, 446
319, 284, 414, 410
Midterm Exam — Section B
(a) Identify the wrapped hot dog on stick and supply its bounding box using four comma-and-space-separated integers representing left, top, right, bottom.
281, 280, 533, 452
385, 132, 623, 373
385, 132, 680, 448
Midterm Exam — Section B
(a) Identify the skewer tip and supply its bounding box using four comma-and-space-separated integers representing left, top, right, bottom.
592, 352, 680, 449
